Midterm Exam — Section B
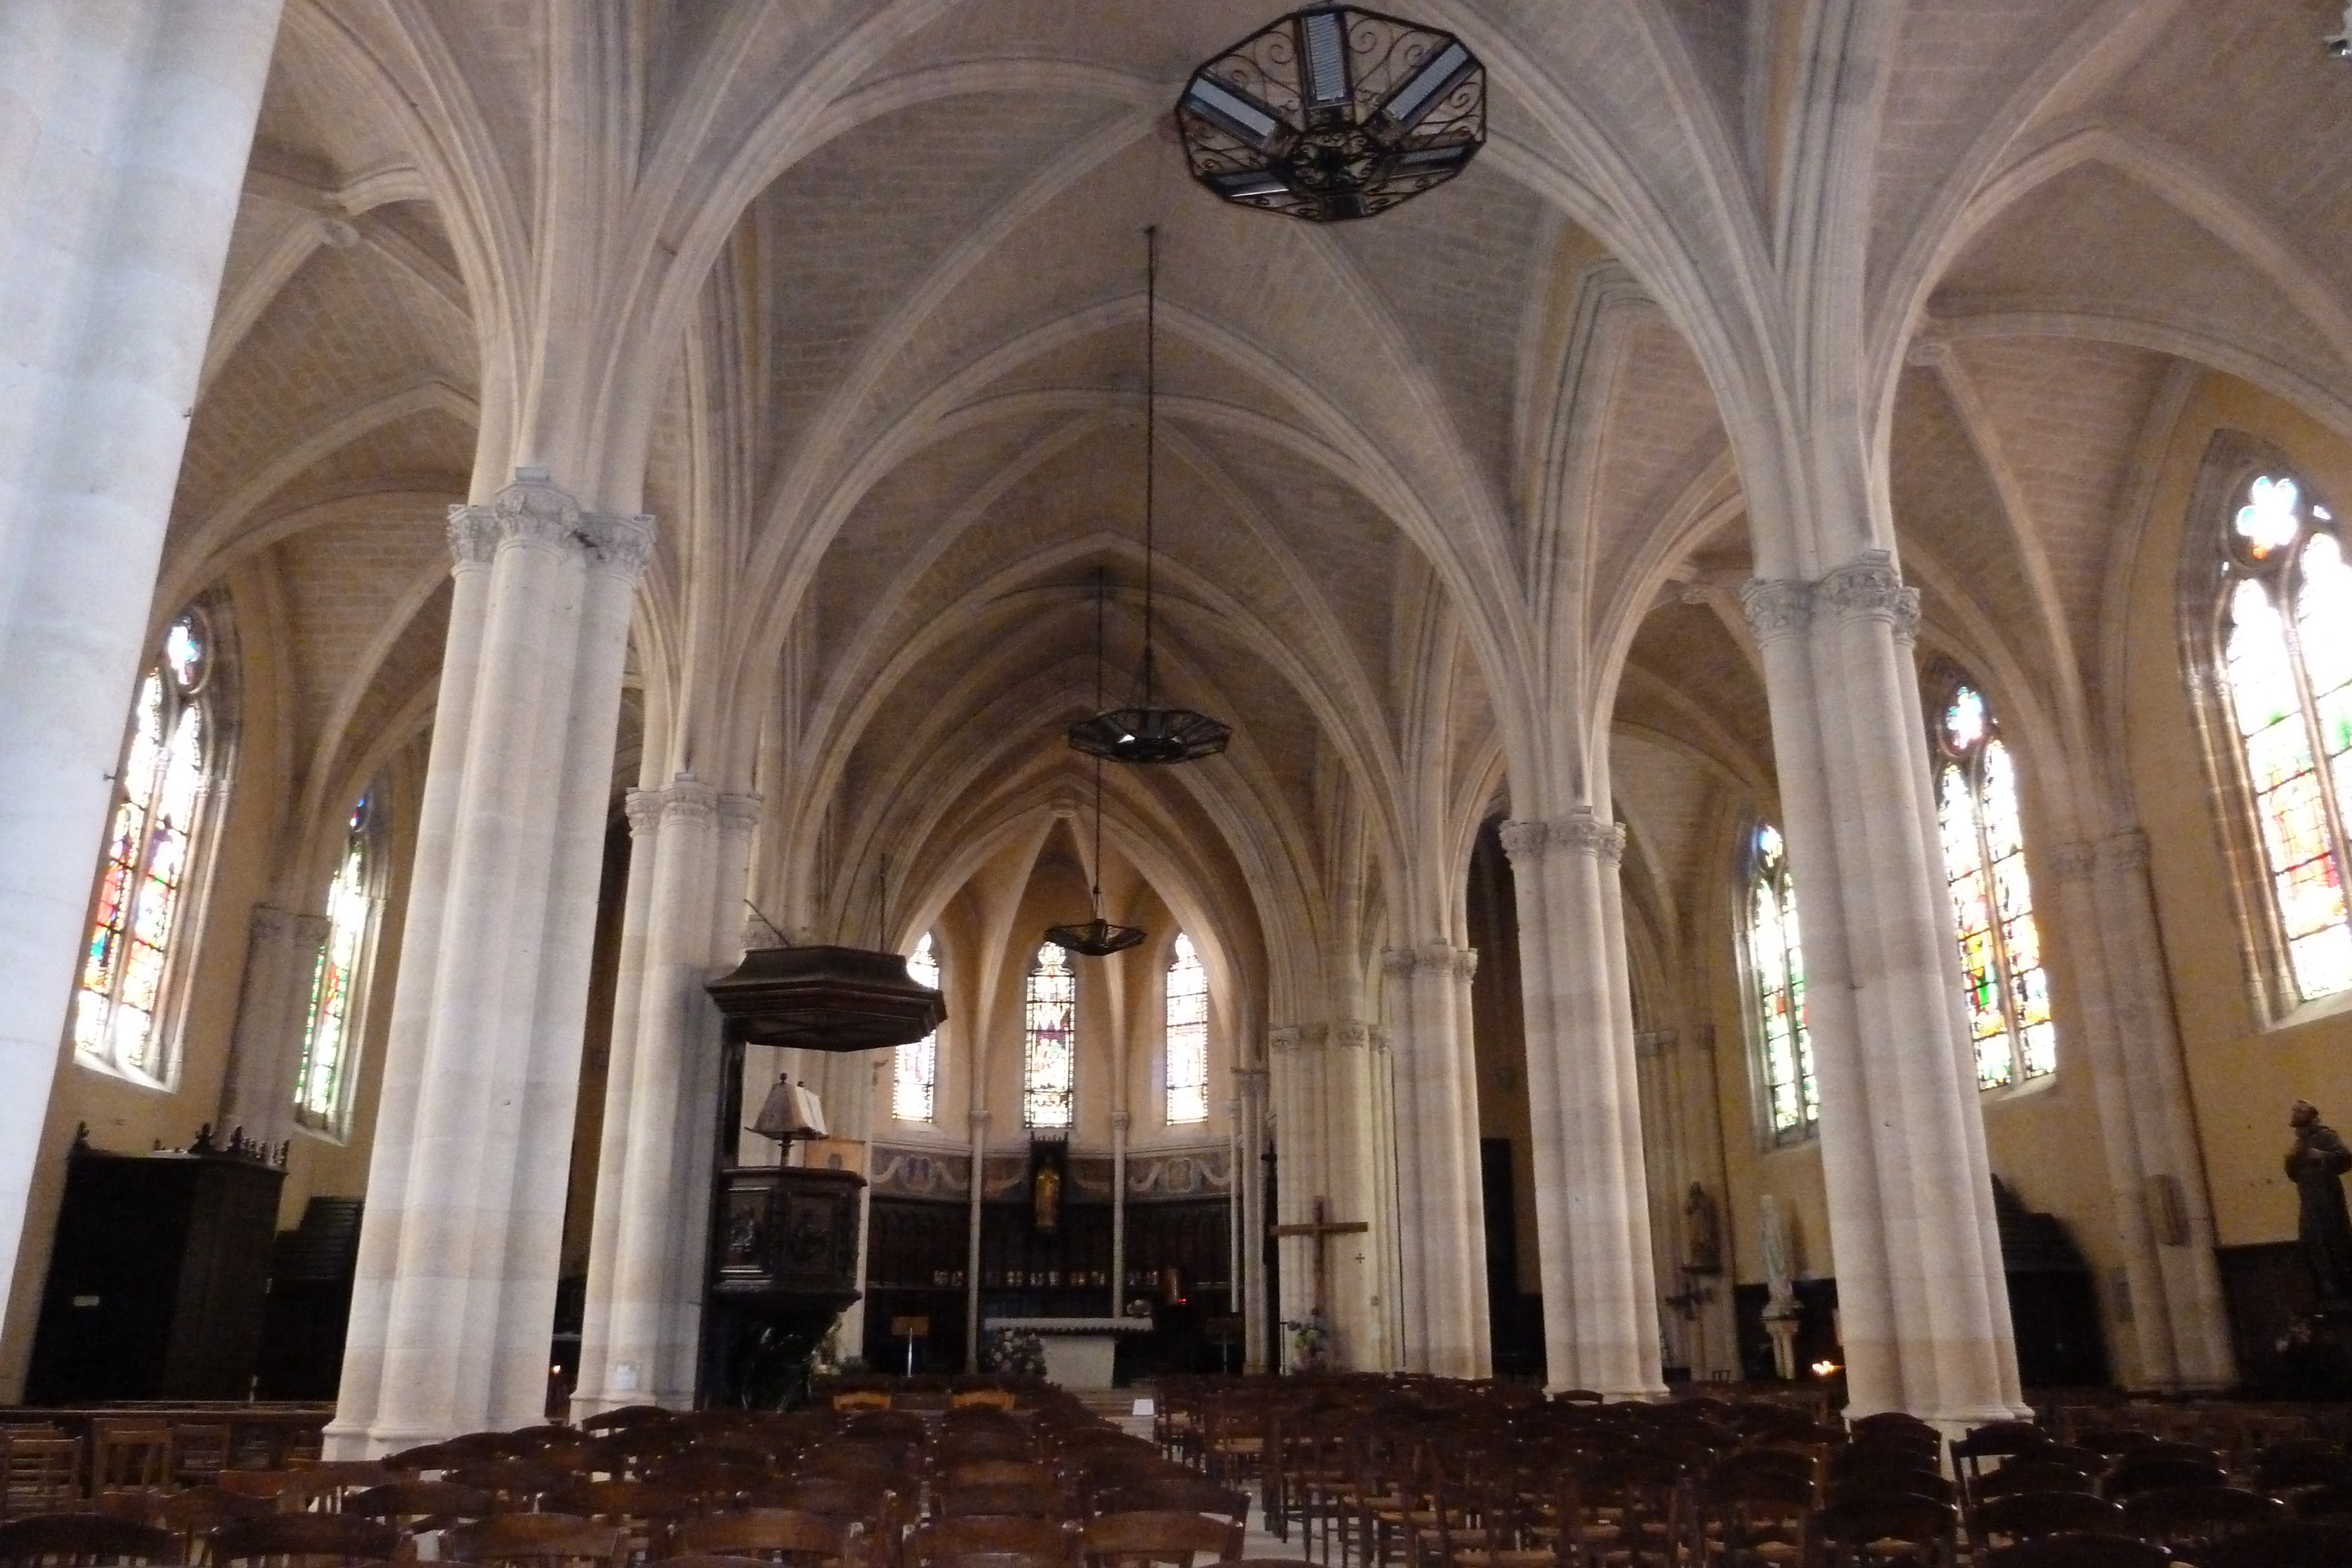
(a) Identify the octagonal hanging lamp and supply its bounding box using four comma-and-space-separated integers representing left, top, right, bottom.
1051, 572, 1150, 961
1177, 5, 1486, 223
1066, 228, 1231, 767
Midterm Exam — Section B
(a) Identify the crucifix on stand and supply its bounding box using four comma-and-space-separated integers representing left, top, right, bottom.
1271, 1197, 1370, 1321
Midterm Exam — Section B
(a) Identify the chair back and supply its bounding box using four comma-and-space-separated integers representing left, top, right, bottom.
443, 1514, 626, 1568
211, 1512, 402, 1567
908, 1519, 1070, 1568
0, 1514, 178, 1567
1077, 1510, 1242, 1568
1, 1436, 82, 1522
2103, 1455, 2228, 1498
344, 1480, 497, 1528
1979, 1536, 2166, 1568
830, 1394, 891, 1415
1083, 1483, 1245, 1526
2120, 1485, 2286, 1553
951, 1392, 1018, 1413
1812, 1495, 1956, 1568
938, 1486, 1067, 1523
1972, 1490, 2126, 1547
2192, 1519, 2352, 1567
89, 1427, 173, 1495
946, 1465, 1054, 1493
666, 1508, 850, 1568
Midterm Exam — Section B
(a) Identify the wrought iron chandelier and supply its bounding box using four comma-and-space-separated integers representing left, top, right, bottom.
1177, 5, 1486, 223
1050, 573, 1150, 959
1066, 228, 1231, 766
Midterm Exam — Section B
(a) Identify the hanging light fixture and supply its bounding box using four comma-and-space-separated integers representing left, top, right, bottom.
1068, 228, 1232, 765
1050, 573, 1150, 959
1177, 5, 1486, 223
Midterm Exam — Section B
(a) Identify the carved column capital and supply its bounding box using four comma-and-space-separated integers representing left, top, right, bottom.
1559, 810, 1626, 863
623, 788, 666, 839
1110, 1110, 1133, 1132
489, 470, 584, 553
1498, 819, 1552, 865
1232, 1065, 1269, 1095
580, 510, 657, 580
1332, 1019, 1372, 1050
2050, 841, 2097, 882
1823, 549, 1918, 634
1740, 578, 1813, 643
717, 793, 764, 835
1634, 1029, 1678, 1060
446, 505, 504, 570
1269, 1025, 1302, 1054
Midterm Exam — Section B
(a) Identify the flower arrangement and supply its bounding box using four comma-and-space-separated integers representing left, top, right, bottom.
981, 1325, 1047, 1378
1287, 1309, 1332, 1372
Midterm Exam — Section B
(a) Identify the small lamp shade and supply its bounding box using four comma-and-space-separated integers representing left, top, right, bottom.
749, 1076, 828, 1144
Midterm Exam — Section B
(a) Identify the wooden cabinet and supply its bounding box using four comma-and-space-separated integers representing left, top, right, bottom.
27, 1148, 285, 1402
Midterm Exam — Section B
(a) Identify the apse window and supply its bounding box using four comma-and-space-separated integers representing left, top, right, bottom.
2216, 473, 2352, 1007
1746, 823, 1816, 1145
1024, 941, 1075, 1128
72, 608, 226, 1086
1165, 932, 1210, 1124
896, 932, 940, 1122
1932, 679, 2055, 1089
295, 793, 382, 1132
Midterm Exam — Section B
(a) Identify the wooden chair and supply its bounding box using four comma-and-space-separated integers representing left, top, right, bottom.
209, 1513, 402, 1567
2255, 1440, 2352, 1493
1695, 1464, 1811, 1568
90, 1428, 174, 1496
2, 1435, 83, 1521
738, 1480, 897, 1530
1972, 1490, 2128, 1549
2193, 1519, 2352, 1566
1557, 1453, 1683, 1568
2120, 1485, 2286, 1554
1077, 1510, 1241, 1568
0, 1515, 179, 1567
1082, 1483, 1247, 1527
1810, 1495, 1956, 1568
937, 1487, 1069, 1523
172, 1429, 233, 1492
442, 1516, 627, 1568
2295, 1479, 2352, 1518
663, 1509, 851, 1568
1972, 1461, 2095, 1504
829, 1395, 891, 1415
951, 1393, 1018, 1413
906, 1520, 1071, 1568
342, 1481, 497, 1532
2102, 1454, 2227, 1499
1977, 1536, 2167, 1568
113, 1488, 277, 1564
945, 1466, 1056, 1494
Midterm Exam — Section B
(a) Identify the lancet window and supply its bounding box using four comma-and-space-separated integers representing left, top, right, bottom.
295, 794, 380, 1131
1165, 932, 1209, 1124
896, 932, 940, 1123
1746, 823, 1816, 1144
2214, 472, 2352, 1005
1932, 681, 2056, 1089
1024, 941, 1075, 1128
73, 609, 225, 1084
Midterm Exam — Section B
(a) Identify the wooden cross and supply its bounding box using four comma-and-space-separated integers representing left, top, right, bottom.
1269, 1197, 1369, 1318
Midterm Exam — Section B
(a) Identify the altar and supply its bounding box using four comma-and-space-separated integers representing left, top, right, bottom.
985, 1316, 1153, 1390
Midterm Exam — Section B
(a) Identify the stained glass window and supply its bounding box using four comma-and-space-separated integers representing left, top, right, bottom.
1165, 932, 1209, 1124
73, 609, 220, 1082
895, 932, 940, 1122
1933, 682, 2056, 1089
2216, 473, 2352, 1004
1023, 941, 1075, 1128
295, 795, 377, 1129
1746, 824, 1816, 1144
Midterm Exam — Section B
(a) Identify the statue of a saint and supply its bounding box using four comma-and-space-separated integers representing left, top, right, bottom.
1033, 1160, 1062, 1236
1683, 1183, 1722, 1274
2288, 1100, 2352, 1314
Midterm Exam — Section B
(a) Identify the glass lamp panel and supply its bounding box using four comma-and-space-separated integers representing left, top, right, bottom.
895, 932, 940, 1123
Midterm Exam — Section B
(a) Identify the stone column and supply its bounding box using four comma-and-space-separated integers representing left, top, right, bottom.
1742, 552, 2026, 1425
0, 0, 282, 1343
219, 907, 332, 1152
328, 476, 652, 1453
1233, 1064, 1269, 1371
1110, 1109, 1131, 1317
1381, 946, 1492, 1378
1502, 815, 1666, 1398
572, 778, 757, 1417
964, 1110, 988, 1371
2048, 833, 2233, 1390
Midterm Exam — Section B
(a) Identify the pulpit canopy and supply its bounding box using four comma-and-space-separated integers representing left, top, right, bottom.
706, 945, 946, 1052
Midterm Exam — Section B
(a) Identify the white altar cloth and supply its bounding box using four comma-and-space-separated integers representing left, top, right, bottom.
986, 1316, 1153, 1390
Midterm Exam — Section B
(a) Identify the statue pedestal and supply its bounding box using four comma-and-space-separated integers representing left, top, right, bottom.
1763, 1308, 1800, 1382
